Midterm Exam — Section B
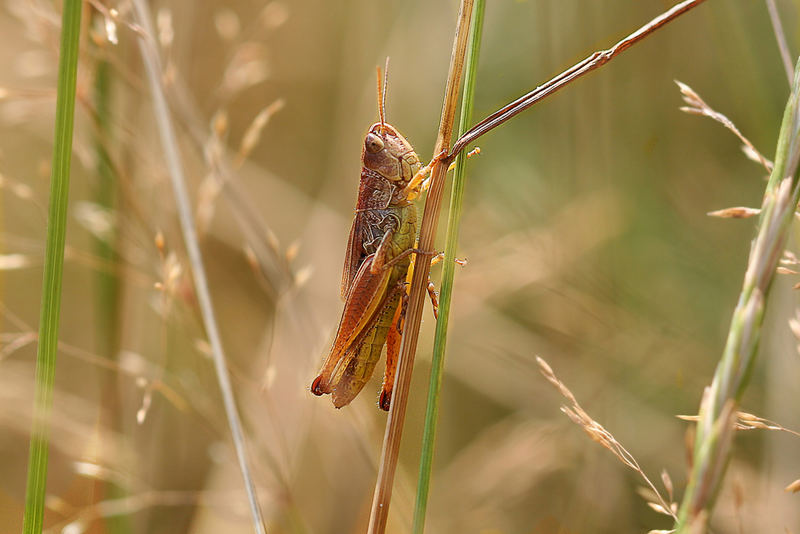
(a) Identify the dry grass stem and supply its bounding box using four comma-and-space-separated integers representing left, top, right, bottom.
450, 0, 708, 158
131, 1, 267, 532
676, 80, 773, 173
536, 357, 678, 523
367, 2, 475, 532
765, 0, 794, 86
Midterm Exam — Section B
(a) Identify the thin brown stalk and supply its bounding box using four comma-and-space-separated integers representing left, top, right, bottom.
449, 0, 708, 159
366, 1, 474, 532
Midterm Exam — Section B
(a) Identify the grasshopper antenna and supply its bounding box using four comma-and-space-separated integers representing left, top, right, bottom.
376, 57, 389, 133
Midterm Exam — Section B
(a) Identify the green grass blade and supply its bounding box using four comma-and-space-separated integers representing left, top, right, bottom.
21, 1, 83, 533
412, 2, 485, 532
92, 55, 120, 354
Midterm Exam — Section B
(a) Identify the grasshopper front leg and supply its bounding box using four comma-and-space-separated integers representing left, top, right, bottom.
423, 252, 468, 320
403, 147, 481, 201
402, 150, 447, 201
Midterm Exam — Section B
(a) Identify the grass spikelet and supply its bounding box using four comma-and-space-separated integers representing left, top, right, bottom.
235, 98, 285, 167
676, 80, 773, 172
536, 356, 677, 524
707, 207, 760, 219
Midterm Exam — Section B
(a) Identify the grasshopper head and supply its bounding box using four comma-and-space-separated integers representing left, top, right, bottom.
362, 122, 421, 191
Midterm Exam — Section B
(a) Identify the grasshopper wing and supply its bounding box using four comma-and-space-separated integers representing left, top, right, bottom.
313, 254, 391, 396
331, 287, 402, 408
340, 213, 365, 300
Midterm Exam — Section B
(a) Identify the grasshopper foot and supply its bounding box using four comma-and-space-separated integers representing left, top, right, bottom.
427, 280, 439, 320
310, 376, 327, 396
379, 389, 392, 411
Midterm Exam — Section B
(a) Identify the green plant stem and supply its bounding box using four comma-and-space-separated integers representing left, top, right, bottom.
412, 2, 485, 533
91, 30, 133, 534
674, 57, 800, 533
21, 2, 83, 533
92, 56, 119, 354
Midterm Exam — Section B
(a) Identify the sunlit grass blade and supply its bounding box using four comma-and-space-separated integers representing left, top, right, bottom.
412, 2, 485, 533
21, 1, 83, 533
674, 57, 800, 533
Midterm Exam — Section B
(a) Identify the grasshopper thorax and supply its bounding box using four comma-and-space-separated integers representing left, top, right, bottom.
362, 122, 421, 195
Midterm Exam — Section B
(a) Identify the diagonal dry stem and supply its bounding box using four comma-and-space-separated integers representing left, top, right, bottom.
765, 0, 793, 87
449, 0, 708, 159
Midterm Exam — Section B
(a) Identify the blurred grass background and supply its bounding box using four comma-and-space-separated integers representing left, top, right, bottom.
0, 0, 799, 532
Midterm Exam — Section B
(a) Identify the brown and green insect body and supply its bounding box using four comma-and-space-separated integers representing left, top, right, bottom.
311, 116, 426, 410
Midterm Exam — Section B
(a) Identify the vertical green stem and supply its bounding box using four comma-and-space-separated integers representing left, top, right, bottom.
412, 2, 485, 533
92, 56, 119, 353
92, 27, 132, 534
22, 2, 83, 533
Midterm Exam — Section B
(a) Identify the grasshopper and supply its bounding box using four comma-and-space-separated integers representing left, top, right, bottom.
311, 66, 442, 410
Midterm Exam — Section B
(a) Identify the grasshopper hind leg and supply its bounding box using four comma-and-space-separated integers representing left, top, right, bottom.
331, 284, 404, 408
379, 296, 405, 411
311, 254, 392, 398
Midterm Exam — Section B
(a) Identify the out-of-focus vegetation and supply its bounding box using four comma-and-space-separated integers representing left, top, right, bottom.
1, 1, 799, 533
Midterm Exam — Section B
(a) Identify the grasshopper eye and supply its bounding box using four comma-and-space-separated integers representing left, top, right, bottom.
365, 133, 384, 153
